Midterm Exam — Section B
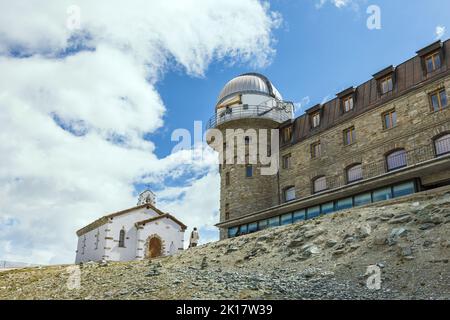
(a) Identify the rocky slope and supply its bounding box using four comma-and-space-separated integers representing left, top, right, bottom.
1, 187, 450, 300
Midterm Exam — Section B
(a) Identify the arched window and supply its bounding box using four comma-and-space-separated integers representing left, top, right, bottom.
284, 186, 296, 202
435, 134, 450, 156
119, 229, 126, 248
347, 164, 363, 183
313, 176, 327, 193
386, 149, 407, 172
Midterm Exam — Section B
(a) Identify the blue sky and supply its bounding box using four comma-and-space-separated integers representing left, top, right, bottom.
0, 0, 449, 265
152, 0, 450, 158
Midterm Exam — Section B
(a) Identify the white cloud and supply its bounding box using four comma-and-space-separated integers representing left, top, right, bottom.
0, 0, 281, 264
315, 0, 352, 9
436, 25, 446, 40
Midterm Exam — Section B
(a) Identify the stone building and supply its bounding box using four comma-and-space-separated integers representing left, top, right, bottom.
75, 190, 186, 263
207, 39, 450, 240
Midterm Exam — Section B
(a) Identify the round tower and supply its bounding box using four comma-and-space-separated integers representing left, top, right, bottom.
206, 73, 293, 239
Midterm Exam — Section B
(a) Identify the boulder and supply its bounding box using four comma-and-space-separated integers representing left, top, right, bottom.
356, 224, 372, 238
388, 227, 408, 246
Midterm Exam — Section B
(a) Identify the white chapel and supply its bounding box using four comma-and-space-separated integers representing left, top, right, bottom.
75, 190, 187, 264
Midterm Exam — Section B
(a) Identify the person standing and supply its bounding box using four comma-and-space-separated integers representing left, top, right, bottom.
189, 227, 199, 248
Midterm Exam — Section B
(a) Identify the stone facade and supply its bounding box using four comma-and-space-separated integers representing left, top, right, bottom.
212, 40, 450, 239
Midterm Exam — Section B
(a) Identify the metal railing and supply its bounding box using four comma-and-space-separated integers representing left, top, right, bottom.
316, 137, 450, 192
206, 104, 293, 130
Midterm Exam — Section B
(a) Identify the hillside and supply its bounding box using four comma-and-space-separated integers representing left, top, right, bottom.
1, 187, 450, 300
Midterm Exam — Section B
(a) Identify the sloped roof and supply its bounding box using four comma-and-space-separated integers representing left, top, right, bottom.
135, 214, 187, 231
76, 203, 166, 236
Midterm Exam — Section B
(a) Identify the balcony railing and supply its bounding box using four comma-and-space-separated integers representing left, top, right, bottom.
315, 137, 450, 193
206, 104, 293, 130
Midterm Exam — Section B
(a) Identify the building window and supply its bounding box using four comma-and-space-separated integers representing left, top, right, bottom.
244, 136, 250, 145
342, 95, 354, 113
347, 163, 363, 183
94, 230, 100, 250
225, 172, 230, 186
430, 88, 448, 112
81, 235, 86, 254
380, 75, 393, 95
343, 127, 356, 146
435, 134, 450, 156
225, 204, 230, 220
245, 165, 253, 177
311, 112, 321, 128
282, 154, 292, 169
284, 186, 296, 202
425, 51, 441, 73
313, 176, 327, 193
119, 229, 125, 248
383, 109, 397, 129
386, 149, 407, 172
282, 126, 292, 143
311, 141, 321, 158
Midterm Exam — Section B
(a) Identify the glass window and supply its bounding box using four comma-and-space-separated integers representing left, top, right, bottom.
225, 172, 230, 186
246, 165, 253, 177
380, 76, 393, 94
321, 202, 335, 214
313, 176, 327, 193
343, 127, 356, 145
119, 229, 126, 248
239, 224, 248, 235
343, 96, 354, 113
312, 112, 321, 128
248, 222, 258, 233
268, 217, 280, 228
383, 110, 397, 129
293, 210, 306, 223
282, 126, 292, 143
386, 149, 407, 171
307, 206, 321, 220
258, 220, 268, 231
435, 134, 450, 156
425, 52, 441, 73
281, 213, 293, 225
373, 187, 393, 202
228, 227, 239, 238
311, 142, 321, 158
347, 164, 363, 183
282, 154, 292, 169
354, 192, 372, 207
336, 198, 353, 211
393, 182, 415, 198
284, 186, 296, 202
430, 89, 448, 112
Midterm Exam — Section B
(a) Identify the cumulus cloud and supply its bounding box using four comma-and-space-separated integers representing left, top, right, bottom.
315, 0, 352, 9
436, 25, 446, 40
0, 0, 280, 264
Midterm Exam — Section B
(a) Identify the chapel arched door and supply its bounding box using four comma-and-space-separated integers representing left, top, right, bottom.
148, 237, 162, 258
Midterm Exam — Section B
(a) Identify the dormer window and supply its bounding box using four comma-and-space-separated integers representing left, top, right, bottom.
311, 112, 321, 128
373, 66, 395, 96
342, 95, 354, 113
380, 75, 393, 95
425, 51, 441, 73
282, 126, 292, 143
417, 41, 444, 76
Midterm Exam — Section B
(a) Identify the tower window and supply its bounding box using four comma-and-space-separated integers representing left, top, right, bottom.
383, 109, 397, 129
225, 172, 230, 186
343, 127, 356, 146
225, 204, 230, 220
311, 141, 321, 158
430, 88, 448, 112
119, 229, 126, 248
425, 51, 441, 73
245, 165, 253, 178
342, 95, 354, 113
282, 154, 292, 169
380, 75, 393, 95
244, 136, 250, 145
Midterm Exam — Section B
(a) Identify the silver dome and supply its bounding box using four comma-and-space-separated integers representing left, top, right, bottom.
216, 73, 283, 106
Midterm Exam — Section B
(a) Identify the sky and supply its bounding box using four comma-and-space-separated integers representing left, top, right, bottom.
0, 0, 449, 265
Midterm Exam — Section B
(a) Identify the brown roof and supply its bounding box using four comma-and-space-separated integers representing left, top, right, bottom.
76, 203, 167, 236
135, 214, 187, 230
285, 39, 450, 146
